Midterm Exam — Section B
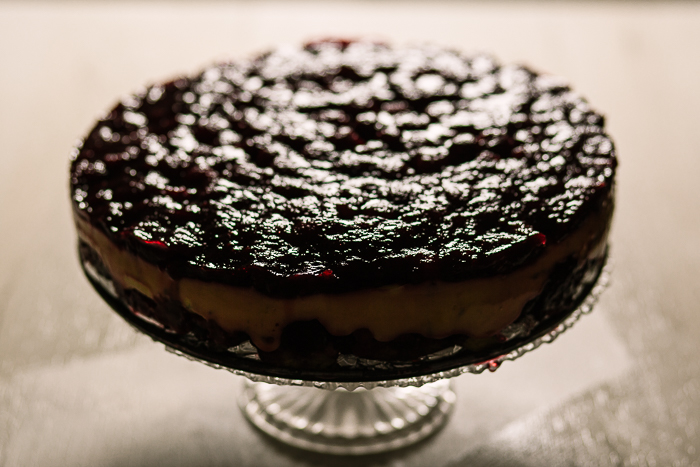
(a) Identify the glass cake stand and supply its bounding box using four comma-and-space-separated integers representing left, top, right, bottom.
81, 253, 610, 455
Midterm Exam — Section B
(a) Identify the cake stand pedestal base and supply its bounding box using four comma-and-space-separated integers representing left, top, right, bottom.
239, 380, 455, 455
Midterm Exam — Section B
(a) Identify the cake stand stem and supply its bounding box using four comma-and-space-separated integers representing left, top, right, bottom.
238, 379, 455, 455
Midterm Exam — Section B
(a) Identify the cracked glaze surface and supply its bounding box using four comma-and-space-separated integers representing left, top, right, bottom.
70, 41, 616, 297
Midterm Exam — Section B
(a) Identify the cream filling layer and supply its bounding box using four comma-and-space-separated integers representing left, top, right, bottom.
75, 206, 610, 352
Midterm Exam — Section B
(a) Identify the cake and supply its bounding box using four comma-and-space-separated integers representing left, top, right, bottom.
71, 40, 616, 368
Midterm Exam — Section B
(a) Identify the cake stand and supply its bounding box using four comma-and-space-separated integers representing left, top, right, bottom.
81, 251, 609, 455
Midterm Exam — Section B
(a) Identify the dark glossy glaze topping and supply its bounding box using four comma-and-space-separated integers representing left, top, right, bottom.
71, 41, 616, 297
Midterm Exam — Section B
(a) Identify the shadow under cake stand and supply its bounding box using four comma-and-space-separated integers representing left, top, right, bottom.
81, 253, 609, 455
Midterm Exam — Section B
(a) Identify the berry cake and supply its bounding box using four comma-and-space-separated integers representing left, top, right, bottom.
71, 41, 616, 369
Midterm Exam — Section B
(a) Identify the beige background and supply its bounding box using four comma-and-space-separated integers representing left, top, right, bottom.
1, 2, 699, 466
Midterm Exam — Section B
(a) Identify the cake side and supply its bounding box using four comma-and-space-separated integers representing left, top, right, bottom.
77, 212, 610, 365
75, 193, 611, 353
